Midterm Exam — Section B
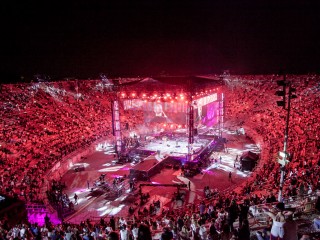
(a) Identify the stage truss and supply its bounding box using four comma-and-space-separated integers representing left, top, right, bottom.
109, 76, 225, 159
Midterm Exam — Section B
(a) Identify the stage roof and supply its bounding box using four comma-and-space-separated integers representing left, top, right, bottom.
119, 76, 224, 94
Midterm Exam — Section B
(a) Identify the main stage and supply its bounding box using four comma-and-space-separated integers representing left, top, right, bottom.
129, 135, 219, 180
137, 137, 210, 158
116, 77, 224, 181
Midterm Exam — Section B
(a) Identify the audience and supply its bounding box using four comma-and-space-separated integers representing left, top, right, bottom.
0, 75, 319, 239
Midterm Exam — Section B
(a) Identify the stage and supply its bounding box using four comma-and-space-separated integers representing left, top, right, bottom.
128, 135, 216, 180
137, 136, 211, 158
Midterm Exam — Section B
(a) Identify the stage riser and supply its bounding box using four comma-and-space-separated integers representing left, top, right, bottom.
129, 138, 223, 181
129, 156, 182, 180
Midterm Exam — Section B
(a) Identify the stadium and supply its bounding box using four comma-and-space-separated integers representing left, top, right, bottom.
1, 74, 319, 239
1, 1, 320, 239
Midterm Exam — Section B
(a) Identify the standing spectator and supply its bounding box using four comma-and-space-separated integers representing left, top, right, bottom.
209, 219, 219, 240
238, 202, 249, 228
74, 193, 78, 205
199, 201, 206, 215
227, 200, 239, 232
177, 216, 184, 231
220, 223, 232, 240
20, 224, 26, 239
263, 203, 286, 240
138, 224, 152, 240
44, 215, 50, 226
131, 224, 139, 240
119, 217, 127, 229
120, 225, 129, 240
199, 222, 207, 240
179, 224, 190, 240
110, 216, 116, 231
313, 216, 320, 230
238, 219, 250, 240
283, 213, 298, 240
65, 229, 73, 240
160, 227, 173, 240
105, 224, 113, 235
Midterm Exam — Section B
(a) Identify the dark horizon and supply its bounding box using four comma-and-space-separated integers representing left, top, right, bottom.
1, 1, 320, 83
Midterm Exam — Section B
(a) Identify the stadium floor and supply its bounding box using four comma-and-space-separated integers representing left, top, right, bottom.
61, 125, 260, 224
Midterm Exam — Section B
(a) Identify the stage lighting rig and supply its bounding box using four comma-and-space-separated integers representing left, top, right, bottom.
276, 79, 286, 108
275, 77, 297, 109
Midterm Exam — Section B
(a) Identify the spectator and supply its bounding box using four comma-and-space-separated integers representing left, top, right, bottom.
119, 225, 129, 240
160, 227, 173, 240
263, 203, 286, 240
313, 216, 320, 230
283, 212, 298, 240
238, 219, 250, 240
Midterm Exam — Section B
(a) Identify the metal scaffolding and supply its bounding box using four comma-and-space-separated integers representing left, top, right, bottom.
218, 92, 224, 138
111, 100, 122, 154
187, 101, 194, 161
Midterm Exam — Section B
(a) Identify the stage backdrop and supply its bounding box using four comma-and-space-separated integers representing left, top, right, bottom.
123, 93, 219, 126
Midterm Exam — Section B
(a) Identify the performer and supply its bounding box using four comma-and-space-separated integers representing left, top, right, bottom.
149, 103, 172, 123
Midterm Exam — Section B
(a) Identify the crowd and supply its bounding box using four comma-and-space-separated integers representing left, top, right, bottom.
225, 74, 320, 200
0, 75, 320, 239
0, 80, 144, 205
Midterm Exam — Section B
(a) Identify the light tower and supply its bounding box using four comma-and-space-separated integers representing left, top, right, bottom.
275, 74, 297, 202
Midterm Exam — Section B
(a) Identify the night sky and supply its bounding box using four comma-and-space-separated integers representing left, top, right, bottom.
1, 1, 320, 82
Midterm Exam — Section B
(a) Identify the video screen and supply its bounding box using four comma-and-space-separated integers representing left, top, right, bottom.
123, 93, 219, 127
197, 101, 219, 126
124, 100, 188, 125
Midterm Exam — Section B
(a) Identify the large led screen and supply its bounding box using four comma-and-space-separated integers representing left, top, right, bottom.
124, 100, 188, 125
198, 101, 219, 126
